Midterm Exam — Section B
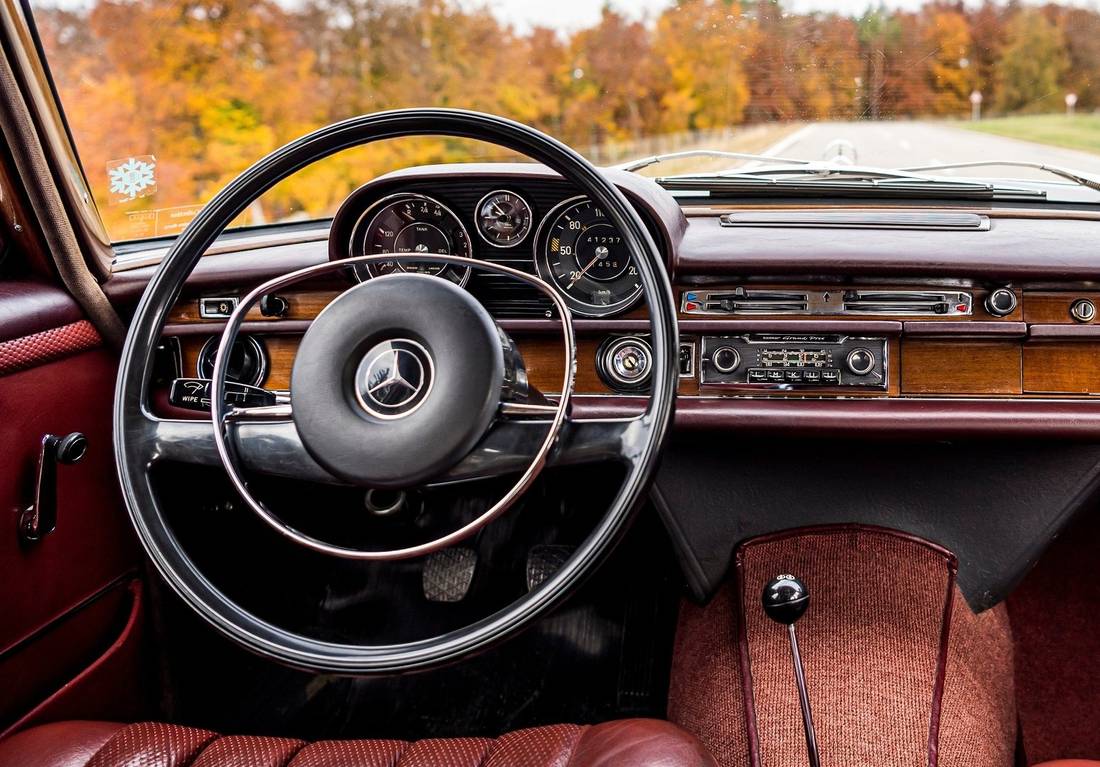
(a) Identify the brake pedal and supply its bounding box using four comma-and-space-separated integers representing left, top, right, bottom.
422, 547, 477, 602
526, 545, 575, 591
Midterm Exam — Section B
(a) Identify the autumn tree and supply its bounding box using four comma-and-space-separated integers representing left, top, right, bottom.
923, 8, 974, 116
559, 8, 662, 145
655, 0, 752, 131
994, 8, 1068, 113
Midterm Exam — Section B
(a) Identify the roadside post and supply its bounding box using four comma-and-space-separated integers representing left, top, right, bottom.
970, 90, 982, 121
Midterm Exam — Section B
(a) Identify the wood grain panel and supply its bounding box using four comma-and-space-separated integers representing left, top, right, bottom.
901, 340, 1021, 394
168, 288, 341, 324
1024, 292, 1100, 325
1024, 342, 1100, 394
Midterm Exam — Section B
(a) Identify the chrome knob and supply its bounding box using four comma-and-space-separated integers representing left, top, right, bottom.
711, 346, 741, 374
1071, 299, 1096, 323
985, 288, 1017, 317
601, 336, 652, 390
845, 348, 875, 376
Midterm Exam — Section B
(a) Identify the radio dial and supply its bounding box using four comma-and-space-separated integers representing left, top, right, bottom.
845, 348, 875, 376
712, 346, 741, 374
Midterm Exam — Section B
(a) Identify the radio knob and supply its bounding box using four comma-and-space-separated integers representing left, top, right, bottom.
712, 346, 741, 374
845, 348, 875, 376
985, 288, 1017, 317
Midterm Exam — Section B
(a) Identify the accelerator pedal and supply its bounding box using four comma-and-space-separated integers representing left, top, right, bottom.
422, 547, 477, 602
526, 545, 575, 591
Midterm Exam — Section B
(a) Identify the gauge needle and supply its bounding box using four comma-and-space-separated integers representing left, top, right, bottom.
566, 251, 603, 290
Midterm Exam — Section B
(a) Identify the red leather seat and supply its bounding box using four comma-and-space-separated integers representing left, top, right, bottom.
0, 719, 716, 767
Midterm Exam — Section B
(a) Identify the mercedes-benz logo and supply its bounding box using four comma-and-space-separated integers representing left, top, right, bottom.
354, 339, 434, 419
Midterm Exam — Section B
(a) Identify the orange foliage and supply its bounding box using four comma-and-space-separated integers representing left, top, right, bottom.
30, 0, 1099, 240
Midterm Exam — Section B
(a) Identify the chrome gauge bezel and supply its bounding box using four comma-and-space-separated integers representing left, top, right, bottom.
348, 192, 472, 287
533, 195, 645, 318
475, 189, 533, 249
196, 334, 267, 387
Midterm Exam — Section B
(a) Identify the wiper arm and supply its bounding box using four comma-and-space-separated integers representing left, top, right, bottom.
616, 149, 812, 173
898, 160, 1100, 194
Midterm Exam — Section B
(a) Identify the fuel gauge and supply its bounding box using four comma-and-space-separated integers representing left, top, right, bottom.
476, 190, 532, 248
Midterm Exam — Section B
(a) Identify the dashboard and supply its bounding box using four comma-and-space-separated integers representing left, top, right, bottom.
106, 162, 1100, 439
102, 160, 1100, 608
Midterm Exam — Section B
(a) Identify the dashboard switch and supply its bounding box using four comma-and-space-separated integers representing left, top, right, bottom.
199, 296, 239, 319
260, 294, 290, 317
678, 342, 695, 377
1071, 299, 1096, 323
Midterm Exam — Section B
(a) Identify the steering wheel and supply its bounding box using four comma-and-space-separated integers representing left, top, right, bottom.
114, 109, 678, 674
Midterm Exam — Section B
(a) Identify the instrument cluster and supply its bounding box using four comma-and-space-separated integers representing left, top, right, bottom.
336, 178, 648, 318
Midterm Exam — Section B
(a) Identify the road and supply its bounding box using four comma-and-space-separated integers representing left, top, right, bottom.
750, 121, 1100, 183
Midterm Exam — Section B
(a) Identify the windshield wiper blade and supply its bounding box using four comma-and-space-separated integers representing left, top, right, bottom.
898, 160, 1100, 194
616, 149, 812, 173
656, 172, 1046, 200
673, 162, 993, 184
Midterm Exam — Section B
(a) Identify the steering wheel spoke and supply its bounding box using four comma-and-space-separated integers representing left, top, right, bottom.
439, 415, 643, 483
145, 413, 338, 485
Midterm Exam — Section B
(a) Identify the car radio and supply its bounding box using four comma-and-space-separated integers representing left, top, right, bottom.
699, 334, 887, 389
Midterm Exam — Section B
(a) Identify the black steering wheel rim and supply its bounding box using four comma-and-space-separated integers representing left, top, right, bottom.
113, 108, 679, 674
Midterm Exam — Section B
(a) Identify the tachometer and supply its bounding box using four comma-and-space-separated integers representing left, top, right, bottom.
534, 196, 643, 316
350, 193, 471, 285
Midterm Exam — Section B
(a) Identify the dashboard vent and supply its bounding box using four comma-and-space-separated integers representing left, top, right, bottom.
682, 287, 809, 314
841, 290, 972, 316
682, 287, 973, 316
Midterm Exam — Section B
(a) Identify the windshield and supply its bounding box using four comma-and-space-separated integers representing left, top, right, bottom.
29, 0, 1100, 241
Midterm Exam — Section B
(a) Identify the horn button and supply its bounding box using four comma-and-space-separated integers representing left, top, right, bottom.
291, 274, 504, 488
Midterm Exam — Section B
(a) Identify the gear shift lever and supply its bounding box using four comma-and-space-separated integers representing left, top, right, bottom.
762, 574, 820, 767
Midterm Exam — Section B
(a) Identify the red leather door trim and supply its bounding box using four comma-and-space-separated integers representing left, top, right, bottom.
0, 320, 101, 376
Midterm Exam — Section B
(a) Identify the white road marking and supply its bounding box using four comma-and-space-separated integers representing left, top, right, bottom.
756, 124, 818, 159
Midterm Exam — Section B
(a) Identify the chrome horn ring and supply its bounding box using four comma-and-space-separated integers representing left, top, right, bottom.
211, 253, 576, 561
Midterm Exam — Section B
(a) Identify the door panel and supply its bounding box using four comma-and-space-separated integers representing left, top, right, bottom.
0, 282, 142, 730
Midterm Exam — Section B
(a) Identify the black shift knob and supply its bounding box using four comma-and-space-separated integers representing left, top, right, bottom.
762, 574, 810, 625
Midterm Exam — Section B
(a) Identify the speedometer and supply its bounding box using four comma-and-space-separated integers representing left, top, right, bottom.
534, 196, 643, 316
349, 193, 471, 285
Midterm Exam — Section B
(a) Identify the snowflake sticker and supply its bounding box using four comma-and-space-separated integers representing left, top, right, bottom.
106, 155, 157, 204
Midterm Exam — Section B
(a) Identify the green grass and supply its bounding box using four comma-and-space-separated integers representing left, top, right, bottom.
961, 114, 1100, 156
